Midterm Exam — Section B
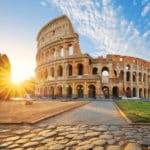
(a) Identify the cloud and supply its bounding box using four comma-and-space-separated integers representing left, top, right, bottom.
48, 0, 150, 60
141, 3, 150, 16
40, 1, 47, 7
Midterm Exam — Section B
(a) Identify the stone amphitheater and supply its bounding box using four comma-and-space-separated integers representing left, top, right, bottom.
35, 15, 150, 99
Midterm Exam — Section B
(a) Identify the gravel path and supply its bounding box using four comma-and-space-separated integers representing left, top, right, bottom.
38, 101, 127, 125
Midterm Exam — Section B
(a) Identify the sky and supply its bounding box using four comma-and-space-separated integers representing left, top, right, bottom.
0, 0, 150, 83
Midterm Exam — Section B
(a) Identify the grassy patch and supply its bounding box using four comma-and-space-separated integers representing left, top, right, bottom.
116, 100, 150, 123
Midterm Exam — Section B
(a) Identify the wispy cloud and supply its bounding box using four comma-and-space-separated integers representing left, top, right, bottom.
40, 1, 47, 7
48, 0, 150, 60
141, 3, 150, 17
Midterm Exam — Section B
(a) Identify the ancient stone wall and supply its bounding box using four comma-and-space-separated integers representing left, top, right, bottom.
35, 15, 150, 99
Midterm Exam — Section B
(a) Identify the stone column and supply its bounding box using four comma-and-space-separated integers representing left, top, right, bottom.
64, 45, 69, 58
84, 82, 88, 98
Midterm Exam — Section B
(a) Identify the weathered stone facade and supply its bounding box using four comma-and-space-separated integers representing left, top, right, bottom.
35, 15, 150, 99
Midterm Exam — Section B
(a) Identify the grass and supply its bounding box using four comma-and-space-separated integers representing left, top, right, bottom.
116, 100, 150, 123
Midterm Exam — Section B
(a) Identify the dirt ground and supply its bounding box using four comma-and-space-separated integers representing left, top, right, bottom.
0, 100, 89, 124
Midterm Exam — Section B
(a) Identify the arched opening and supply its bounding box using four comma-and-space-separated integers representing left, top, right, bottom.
67, 85, 72, 97
69, 45, 73, 55
119, 70, 124, 80
57, 65, 63, 77
126, 87, 131, 97
139, 88, 142, 98
133, 88, 136, 97
67, 64, 72, 76
92, 67, 98, 75
143, 73, 146, 83
49, 87, 54, 97
44, 69, 48, 79
102, 86, 109, 98
132, 72, 136, 82
44, 87, 48, 97
61, 48, 64, 57
114, 70, 117, 77
76, 85, 84, 98
51, 67, 54, 77
88, 85, 96, 98
126, 65, 130, 70
148, 88, 150, 98
144, 88, 146, 98
77, 64, 84, 75
102, 67, 109, 76
112, 86, 119, 98
102, 67, 109, 83
139, 72, 142, 82
126, 71, 130, 81
57, 86, 62, 97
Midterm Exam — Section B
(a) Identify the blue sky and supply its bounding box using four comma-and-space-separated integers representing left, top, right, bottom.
0, 0, 150, 82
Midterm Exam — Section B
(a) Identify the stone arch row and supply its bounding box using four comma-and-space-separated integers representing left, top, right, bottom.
39, 85, 150, 98
37, 44, 74, 64
37, 63, 84, 80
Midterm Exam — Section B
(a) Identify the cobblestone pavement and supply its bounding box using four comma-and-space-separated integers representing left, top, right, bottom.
0, 101, 150, 150
38, 101, 127, 125
0, 124, 150, 150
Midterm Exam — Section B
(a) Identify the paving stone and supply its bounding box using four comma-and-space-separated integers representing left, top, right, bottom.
55, 136, 64, 140
96, 125, 108, 132
15, 138, 29, 144
93, 146, 104, 150
48, 144, 65, 150
3, 136, 20, 142
30, 136, 45, 141
38, 130, 51, 135
41, 131, 57, 138
66, 140, 79, 146
76, 144, 94, 150
113, 131, 123, 136
107, 139, 116, 145
59, 139, 69, 144
23, 141, 39, 148
13, 148, 24, 150
0, 141, 13, 148
109, 126, 119, 131
107, 145, 121, 150
22, 133, 36, 139
118, 141, 125, 146
124, 143, 142, 150
73, 135, 85, 140
47, 125, 56, 129
78, 140, 91, 146
140, 140, 150, 146
8, 144, 19, 149
92, 139, 106, 146
84, 132, 100, 138
13, 129, 30, 135
100, 134, 113, 140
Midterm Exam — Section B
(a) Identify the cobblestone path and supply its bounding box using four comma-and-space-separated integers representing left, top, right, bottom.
0, 124, 150, 150
39, 101, 127, 125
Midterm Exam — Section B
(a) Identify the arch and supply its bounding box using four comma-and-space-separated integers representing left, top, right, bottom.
132, 72, 136, 82
76, 85, 84, 98
69, 45, 73, 55
57, 85, 62, 97
102, 86, 109, 98
77, 63, 84, 75
49, 86, 54, 97
126, 87, 131, 97
57, 65, 63, 77
126, 71, 130, 81
51, 67, 54, 77
88, 85, 96, 98
67, 64, 72, 76
44, 69, 48, 79
133, 87, 136, 97
102, 67, 109, 76
67, 85, 72, 97
92, 67, 98, 75
126, 65, 130, 70
119, 70, 124, 80
148, 88, 150, 98
144, 88, 146, 98
143, 73, 146, 83
114, 70, 117, 77
61, 47, 64, 57
139, 88, 142, 98
112, 86, 119, 98
139, 72, 142, 82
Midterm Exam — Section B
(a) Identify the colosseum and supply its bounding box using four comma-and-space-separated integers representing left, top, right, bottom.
35, 15, 150, 99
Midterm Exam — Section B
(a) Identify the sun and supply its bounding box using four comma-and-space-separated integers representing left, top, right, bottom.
12, 72, 25, 84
